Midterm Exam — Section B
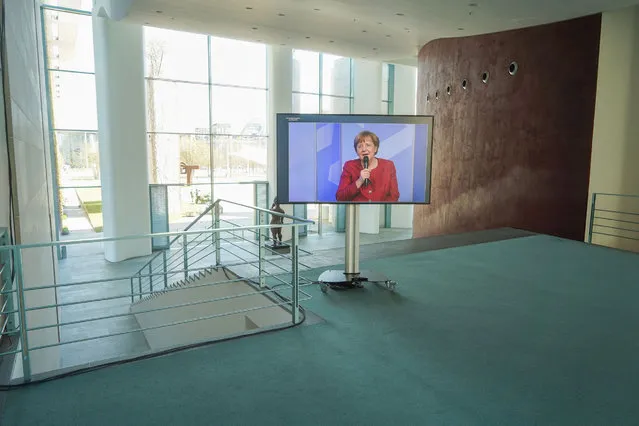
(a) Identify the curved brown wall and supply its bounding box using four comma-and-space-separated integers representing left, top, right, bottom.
415, 15, 601, 241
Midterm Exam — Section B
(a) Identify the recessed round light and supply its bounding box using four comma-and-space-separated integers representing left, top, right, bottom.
469, 2, 478, 6
508, 61, 519, 75
396, 13, 404, 16
458, 27, 464, 30
372, 47, 378, 50
156, 10, 162, 13
329, 40, 334, 43
252, 26, 258, 30
377, 22, 383, 25
305, 36, 311, 39
362, 30, 367, 33
245, 6, 253, 10
386, 34, 391, 37
278, 13, 285, 16
313, 8, 320, 11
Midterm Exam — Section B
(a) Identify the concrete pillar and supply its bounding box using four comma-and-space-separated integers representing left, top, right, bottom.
267, 46, 294, 241
93, 15, 151, 261
391, 64, 418, 229
352, 59, 383, 234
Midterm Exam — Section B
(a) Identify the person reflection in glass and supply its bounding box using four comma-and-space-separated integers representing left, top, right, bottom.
336, 130, 399, 202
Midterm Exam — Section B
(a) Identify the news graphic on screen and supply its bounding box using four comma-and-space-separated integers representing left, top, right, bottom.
276, 114, 434, 204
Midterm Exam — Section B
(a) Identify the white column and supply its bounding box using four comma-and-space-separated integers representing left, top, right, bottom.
267, 46, 294, 241
585, 5, 639, 249
93, 16, 151, 262
391, 64, 418, 229
352, 59, 383, 234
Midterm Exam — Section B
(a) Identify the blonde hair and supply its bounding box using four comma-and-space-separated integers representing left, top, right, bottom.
353, 130, 380, 153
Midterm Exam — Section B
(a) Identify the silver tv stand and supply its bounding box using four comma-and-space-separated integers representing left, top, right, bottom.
318, 204, 397, 293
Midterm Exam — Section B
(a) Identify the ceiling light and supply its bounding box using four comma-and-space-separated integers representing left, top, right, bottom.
278, 13, 285, 16
469, 2, 478, 6
313, 8, 320, 11
329, 40, 334, 43
252, 26, 258, 30
155, 10, 162, 13
458, 27, 464, 30
396, 13, 404, 16
362, 30, 367, 33
377, 22, 382, 25
305, 36, 311, 39
246, 6, 253, 10
386, 34, 391, 37
372, 47, 378, 50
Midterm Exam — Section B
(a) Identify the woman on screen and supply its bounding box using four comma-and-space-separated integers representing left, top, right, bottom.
335, 130, 399, 202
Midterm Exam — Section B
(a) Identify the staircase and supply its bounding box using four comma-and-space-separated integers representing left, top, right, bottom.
128, 199, 314, 351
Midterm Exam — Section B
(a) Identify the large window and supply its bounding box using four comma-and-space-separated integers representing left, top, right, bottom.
144, 28, 268, 227
43, 6, 101, 236
145, 28, 268, 185
292, 50, 353, 114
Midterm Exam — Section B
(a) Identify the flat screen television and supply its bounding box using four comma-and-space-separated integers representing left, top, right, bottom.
276, 114, 434, 204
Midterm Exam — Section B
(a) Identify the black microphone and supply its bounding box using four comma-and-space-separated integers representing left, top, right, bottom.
363, 156, 370, 187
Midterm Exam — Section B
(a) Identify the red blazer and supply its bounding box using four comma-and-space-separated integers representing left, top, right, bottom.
335, 158, 400, 202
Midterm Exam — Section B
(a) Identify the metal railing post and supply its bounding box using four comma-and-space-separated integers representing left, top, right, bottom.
182, 234, 189, 281
163, 250, 168, 288
588, 193, 597, 243
130, 277, 135, 303
215, 202, 221, 266
258, 212, 265, 288
138, 275, 142, 301
148, 263, 153, 294
291, 226, 300, 324
14, 248, 31, 382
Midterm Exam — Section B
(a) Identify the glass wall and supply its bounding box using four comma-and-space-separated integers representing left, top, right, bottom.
144, 28, 268, 229
292, 50, 354, 235
382, 63, 395, 114
42, 6, 101, 237
292, 50, 353, 114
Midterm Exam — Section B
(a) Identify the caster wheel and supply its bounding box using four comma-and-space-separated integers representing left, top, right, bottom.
320, 282, 329, 293
385, 280, 397, 291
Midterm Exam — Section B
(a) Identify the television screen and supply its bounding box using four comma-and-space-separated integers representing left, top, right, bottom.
276, 114, 434, 204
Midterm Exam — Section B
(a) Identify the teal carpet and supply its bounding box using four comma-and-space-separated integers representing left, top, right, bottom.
2, 234, 639, 425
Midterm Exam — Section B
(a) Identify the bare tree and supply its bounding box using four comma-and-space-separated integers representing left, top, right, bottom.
146, 40, 165, 184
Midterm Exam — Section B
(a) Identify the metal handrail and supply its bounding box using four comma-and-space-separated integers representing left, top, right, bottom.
133, 198, 313, 281
587, 192, 639, 245
0, 215, 314, 384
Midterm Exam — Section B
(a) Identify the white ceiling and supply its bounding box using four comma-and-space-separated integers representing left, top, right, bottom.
119, 0, 639, 64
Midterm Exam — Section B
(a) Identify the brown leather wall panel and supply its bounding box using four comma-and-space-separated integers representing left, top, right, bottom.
415, 15, 601, 241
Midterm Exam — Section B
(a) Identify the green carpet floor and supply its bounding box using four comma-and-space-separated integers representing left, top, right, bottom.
2, 234, 639, 425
